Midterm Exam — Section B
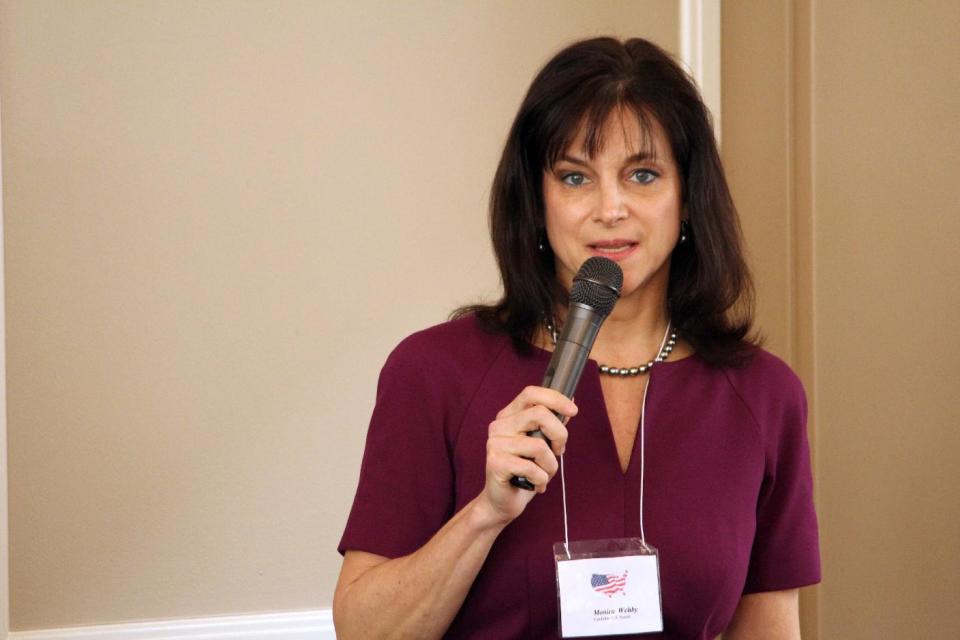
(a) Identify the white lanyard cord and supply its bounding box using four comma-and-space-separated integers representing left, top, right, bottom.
560, 453, 571, 559
559, 322, 672, 557
638, 370, 652, 546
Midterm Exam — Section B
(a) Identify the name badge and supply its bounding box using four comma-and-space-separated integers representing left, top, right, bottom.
554, 538, 663, 637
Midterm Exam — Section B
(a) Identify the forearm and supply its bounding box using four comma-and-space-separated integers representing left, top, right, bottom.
333, 495, 508, 640
722, 590, 801, 640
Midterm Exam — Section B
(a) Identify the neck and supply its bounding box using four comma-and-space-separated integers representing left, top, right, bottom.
595, 295, 670, 361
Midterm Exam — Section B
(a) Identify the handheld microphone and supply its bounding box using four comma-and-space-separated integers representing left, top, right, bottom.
510, 257, 623, 491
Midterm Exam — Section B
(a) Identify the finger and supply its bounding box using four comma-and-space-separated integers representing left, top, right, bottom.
515, 405, 569, 457
499, 433, 559, 477
491, 403, 562, 436
495, 385, 578, 420
489, 450, 550, 489
562, 396, 576, 424
488, 406, 570, 458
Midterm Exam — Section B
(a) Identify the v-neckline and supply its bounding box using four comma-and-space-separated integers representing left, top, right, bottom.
581, 364, 648, 478
527, 342, 696, 480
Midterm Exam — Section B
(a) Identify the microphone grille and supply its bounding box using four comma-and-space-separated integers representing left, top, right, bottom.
570, 257, 623, 316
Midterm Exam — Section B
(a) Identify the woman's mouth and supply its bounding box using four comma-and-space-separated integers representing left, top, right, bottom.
587, 240, 638, 260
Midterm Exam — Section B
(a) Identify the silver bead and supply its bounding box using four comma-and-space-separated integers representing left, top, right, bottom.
609, 367, 620, 375
629, 368, 640, 375
599, 365, 609, 373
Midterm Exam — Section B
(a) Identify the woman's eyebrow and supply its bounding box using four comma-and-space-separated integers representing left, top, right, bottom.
625, 152, 660, 164
556, 154, 590, 166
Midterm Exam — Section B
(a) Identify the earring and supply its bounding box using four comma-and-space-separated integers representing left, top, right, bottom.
679, 219, 691, 244
537, 229, 547, 252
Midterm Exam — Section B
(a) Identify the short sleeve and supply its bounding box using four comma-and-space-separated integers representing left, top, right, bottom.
337, 335, 458, 559
742, 360, 822, 593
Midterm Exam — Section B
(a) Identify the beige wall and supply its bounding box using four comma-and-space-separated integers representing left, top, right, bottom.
724, 1, 960, 638
0, 0, 678, 631
1, 93, 10, 637
813, 1, 960, 636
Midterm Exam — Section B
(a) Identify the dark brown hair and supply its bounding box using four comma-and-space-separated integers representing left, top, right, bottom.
455, 37, 758, 366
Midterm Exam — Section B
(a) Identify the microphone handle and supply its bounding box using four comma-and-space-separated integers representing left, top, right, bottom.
510, 304, 604, 491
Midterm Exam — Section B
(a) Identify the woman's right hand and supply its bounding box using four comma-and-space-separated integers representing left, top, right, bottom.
478, 386, 577, 525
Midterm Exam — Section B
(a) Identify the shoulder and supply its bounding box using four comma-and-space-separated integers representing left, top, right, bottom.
722, 348, 804, 398
378, 314, 512, 396
385, 314, 508, 371
717, 348, 808, 447
372, 314, 513, 446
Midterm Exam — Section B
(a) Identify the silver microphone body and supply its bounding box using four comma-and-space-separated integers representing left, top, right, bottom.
541, 302, 605, 398
509, 257, 621, 490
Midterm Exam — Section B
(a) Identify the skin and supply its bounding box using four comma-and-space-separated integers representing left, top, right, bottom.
723, 590, 801, 639
333, 111, 801, 639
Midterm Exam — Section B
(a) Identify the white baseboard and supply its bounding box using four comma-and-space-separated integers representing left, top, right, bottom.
7, 609, 335, 640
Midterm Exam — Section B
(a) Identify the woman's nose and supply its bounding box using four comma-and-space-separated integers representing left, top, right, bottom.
595, 181, 627, 224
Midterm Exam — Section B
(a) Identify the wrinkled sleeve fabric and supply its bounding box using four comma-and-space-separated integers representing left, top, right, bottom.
740, 355, 821, 593
337, 333, 459, 559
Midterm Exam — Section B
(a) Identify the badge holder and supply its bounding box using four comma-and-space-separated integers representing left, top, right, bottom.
554, 537, 663, 637
551, 325, 669, 637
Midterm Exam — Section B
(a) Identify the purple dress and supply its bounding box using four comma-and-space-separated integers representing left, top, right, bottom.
339, 316, 820, 639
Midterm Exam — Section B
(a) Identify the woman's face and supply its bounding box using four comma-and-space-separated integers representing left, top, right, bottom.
542, 111, 683, 304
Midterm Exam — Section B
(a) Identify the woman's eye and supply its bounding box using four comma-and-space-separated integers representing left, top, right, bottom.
631, 169, 659, 184
561, 172, 587, 186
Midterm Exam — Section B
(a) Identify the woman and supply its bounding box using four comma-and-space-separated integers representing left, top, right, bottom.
334, 37, 820, 639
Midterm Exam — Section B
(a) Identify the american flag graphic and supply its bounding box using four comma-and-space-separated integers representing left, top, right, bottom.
591, 571, 628, 597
